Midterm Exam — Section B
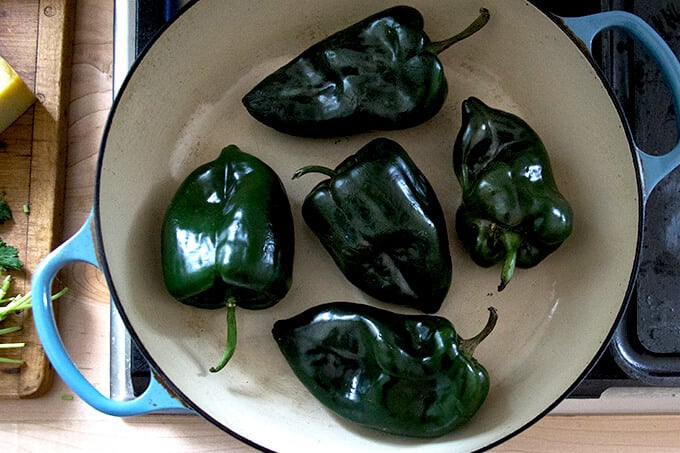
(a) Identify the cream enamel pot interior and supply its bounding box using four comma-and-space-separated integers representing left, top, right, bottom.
31, 0, 680, 451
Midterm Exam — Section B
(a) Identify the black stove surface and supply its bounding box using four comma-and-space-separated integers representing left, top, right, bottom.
124, 0, 680, 399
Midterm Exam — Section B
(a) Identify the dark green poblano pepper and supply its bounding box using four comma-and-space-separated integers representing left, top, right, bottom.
292, 138, 451, 313
272, 302, 497, 438
161, 145, 295, 372
453, 97, 574, 291
242, 6, 490, 137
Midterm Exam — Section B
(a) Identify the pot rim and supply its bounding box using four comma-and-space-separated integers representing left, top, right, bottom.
92, 1, 643, 450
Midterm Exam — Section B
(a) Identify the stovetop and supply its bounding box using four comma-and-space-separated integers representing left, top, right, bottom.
110, 0, 680, 413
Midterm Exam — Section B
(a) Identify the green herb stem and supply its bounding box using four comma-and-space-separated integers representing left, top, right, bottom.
0, 357, 23, 364
0, 275, 10, 301
0, 274, 68, 366
0, 342, 25, 349
0, 286, 68, 321
0, 325, 21, 335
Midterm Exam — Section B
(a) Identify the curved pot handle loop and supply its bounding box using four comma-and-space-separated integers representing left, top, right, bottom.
31, 211, 186, 416
562, 11, 680, 203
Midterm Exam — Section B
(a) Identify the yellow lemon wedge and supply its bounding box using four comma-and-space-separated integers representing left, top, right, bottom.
0, 56, 35, 134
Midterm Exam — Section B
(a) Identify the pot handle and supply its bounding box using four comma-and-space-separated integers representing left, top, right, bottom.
31, 211, 187, 416
561, 12, 680, 202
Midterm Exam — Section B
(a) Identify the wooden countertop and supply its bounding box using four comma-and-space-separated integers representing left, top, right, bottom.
3, 0, 680, 451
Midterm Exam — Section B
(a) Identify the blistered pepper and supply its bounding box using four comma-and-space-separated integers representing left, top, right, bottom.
273, 302, 497, 437
242, 6, 490, 137
453, 97, 574, 291
293, 138, 451, 313
161, 145, 294, 372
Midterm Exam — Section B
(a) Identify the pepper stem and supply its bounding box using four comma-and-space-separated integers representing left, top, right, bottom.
459, 307, 498, 358
292, 165, 336, 180
498, 230, 521, 292
209, 297, 237, 373
426, 8, 491, 55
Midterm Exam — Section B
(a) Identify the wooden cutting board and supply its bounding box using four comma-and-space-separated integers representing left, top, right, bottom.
0, 0, 75, 398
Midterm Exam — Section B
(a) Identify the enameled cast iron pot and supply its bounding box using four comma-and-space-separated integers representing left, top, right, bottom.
31, 0, 680, 451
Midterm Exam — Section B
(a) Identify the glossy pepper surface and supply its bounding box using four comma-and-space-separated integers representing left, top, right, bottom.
242, 6, 490, 137
293, 138, 451, 313
453, 97, 573, 291
161, 145, 294, 372
272, 302, 497, 438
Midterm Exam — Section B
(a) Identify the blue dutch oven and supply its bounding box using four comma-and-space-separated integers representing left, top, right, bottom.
30, 1, 680, 451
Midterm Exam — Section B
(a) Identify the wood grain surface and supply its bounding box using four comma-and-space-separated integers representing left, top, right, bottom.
1, 0, 680, 451
0, 0, 74, 399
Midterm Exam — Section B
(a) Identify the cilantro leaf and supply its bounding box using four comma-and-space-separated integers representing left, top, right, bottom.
0, 239, 22, 271
0, 198, 11, 224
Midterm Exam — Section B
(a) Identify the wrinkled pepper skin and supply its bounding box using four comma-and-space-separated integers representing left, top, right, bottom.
453, 97, 574, 291
242, 6, 489, 137
293, 138, 451, 313
272, 302, 497, 438
161, 145, 294, 371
